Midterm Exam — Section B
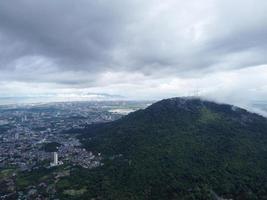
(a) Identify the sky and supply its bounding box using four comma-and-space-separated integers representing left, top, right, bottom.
0, 0, 267, 107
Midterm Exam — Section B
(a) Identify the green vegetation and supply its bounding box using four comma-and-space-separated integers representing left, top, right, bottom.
0, 168, 16, 179
63, 188, 87, 196
69, 98, 267, 199
13, 165, 71, 199
199, 107, 220, 123
41, 142, 61, 152
16, 167, 54, 189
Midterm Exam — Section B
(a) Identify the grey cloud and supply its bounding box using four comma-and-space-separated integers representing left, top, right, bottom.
0, 0, 140, 71
0, 0, 266, 87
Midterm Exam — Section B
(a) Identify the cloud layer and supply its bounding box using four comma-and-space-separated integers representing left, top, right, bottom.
0, 0, 267, 106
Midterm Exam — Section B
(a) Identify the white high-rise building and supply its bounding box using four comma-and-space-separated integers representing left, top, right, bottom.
50, 152, 63, 167
53, 152, 58, 165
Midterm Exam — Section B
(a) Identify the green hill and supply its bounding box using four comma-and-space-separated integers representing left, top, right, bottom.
64, 97, 267, 199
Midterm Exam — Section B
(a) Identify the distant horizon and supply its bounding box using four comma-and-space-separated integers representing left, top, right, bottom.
1, 95, 267, 118
0, 95, 156, 106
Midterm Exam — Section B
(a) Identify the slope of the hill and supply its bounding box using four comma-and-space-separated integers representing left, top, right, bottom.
64, 98, 267, 200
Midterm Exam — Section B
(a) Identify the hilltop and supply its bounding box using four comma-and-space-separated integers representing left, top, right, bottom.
67, 98, 267, 199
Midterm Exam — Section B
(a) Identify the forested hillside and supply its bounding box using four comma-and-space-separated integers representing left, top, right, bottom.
60, 98, 267, 199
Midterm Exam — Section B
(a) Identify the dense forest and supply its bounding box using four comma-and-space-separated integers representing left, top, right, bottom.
57, 98, 267, 199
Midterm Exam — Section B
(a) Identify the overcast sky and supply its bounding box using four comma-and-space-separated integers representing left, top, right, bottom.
0, 0, 267, 106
